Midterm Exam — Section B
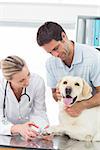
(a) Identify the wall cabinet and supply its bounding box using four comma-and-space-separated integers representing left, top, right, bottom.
76, 16, 100, 50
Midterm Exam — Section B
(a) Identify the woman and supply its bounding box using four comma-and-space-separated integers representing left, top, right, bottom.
0, 55, 49, 140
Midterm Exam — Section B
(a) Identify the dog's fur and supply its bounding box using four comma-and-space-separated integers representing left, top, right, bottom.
46, 76, 100, 141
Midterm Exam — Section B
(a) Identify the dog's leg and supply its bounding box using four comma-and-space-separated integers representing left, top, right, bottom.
63, 126, 94, 141
45, 125, 66, 136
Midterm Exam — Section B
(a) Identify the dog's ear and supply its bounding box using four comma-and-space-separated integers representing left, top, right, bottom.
82, 79, 92, 98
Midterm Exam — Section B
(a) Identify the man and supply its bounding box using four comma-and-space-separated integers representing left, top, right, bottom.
36, 21, 100, 117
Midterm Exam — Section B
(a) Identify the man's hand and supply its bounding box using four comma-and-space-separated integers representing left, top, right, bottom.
56, 88, 62, 100
52, 88, 62, 101
64, 101, 86, 117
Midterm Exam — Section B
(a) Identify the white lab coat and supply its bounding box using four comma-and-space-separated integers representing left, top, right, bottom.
0, 73, 49, 135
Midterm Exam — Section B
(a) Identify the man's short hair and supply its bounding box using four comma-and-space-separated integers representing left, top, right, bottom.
37, 21, 66, 46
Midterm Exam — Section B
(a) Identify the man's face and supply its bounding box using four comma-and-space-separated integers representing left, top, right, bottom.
42, 39, 70, 62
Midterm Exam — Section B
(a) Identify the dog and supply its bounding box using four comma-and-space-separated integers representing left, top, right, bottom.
45, 76, 100, 141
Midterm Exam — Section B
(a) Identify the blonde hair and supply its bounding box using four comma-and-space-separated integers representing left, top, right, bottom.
0, 55, 26, 80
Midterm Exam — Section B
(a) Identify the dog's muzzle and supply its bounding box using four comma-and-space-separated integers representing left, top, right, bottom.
65, 87, 72, 95
62, 86, 77, 105
63, 95, 77, 105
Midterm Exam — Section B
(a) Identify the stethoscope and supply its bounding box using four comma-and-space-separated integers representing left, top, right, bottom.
2, 81, 30, 124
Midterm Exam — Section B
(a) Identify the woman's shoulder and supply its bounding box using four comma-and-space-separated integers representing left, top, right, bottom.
29, 73, 45, 89
30, 73, 44, 83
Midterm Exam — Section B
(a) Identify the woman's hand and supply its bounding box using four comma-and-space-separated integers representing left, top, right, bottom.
11, 122, 39, 141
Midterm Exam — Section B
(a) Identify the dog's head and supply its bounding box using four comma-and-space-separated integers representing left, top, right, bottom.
57, 76, 92, 106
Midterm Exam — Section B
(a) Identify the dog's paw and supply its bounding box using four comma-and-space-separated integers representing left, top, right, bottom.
42, 126, 55, 135
43, 126, 63, 136
41, 127, 55, 136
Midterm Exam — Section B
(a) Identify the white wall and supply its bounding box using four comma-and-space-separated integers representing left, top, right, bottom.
0, 0, 100, 5
0, 3, 100, 27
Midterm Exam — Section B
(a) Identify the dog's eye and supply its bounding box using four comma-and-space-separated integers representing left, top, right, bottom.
63, 81, 67, 84
75, 82, 80, 86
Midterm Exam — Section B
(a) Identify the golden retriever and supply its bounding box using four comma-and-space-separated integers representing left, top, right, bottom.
46, 76, 100, 141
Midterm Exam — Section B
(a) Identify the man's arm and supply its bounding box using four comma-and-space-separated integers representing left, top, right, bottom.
83, 86, 100, 109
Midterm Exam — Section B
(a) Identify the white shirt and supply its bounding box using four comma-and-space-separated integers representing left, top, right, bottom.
0, 73, 49, 135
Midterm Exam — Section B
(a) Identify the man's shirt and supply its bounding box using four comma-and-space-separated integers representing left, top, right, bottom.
46, 43, 100, 94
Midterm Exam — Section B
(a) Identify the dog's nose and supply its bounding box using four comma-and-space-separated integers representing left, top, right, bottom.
65, 87, 72, 95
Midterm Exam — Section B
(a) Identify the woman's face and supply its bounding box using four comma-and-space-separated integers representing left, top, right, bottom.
9, 65, 30, 88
